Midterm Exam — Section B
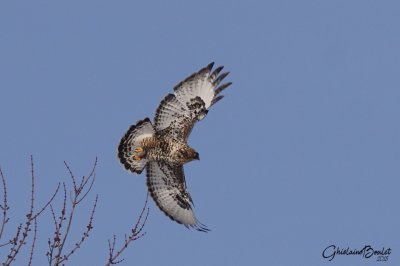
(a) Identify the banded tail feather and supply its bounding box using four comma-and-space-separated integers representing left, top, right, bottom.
118, 118, 155, 174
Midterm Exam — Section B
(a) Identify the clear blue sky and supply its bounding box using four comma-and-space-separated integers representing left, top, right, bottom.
1, 1, 399, 265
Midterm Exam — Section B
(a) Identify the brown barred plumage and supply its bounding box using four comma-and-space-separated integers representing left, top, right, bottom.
118, 62, 231, 232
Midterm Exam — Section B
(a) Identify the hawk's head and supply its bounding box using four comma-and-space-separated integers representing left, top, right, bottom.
177, 146, 199, 163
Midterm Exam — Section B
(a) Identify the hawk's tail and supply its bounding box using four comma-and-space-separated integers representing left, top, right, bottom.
118, 118, 156, 174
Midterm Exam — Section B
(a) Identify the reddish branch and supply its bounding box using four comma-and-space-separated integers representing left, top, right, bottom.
1, 156, 148, 265
46, 158, 98, 266
105, 193, 149, 266
27, 218, 37, 266
1, 156, 60, 266
0, 165, 10, 243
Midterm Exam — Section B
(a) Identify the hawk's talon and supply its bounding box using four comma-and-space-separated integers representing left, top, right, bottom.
133, 155, 141, 161
134, 147, 144, 153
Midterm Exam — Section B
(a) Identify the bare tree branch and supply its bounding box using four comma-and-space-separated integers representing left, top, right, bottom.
61, 195, 98, 262
105, 193, 149, 266
0, 165, 10, 243
27, 218, 37, 266
2, 156, 59, 266
1, 156, 148, 265
47, 157, 98, 266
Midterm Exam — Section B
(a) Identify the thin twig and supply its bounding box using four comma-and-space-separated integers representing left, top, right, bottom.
46, 158, 98, 266
3, 156, 37, 264
105, 193, 149, 266
107, 235, 117, 263
7, 223, 22, 253
46, 184, 67, 265
59, 195, 98, 263
27, 218, 37, 266
46, 205, 58, 265
0, 240, 11, 248
0, 166, 9, 241
76, 172, 96, 205
3, 156, 59, 266
31, 183, 60, 221
64, 157, 97, 204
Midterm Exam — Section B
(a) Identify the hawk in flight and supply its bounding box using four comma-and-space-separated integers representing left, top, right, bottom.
118, 62, 231, 232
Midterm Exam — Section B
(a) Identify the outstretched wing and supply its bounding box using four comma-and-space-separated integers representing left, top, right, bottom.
146, 161, 209, 232
154, 62, 232, 141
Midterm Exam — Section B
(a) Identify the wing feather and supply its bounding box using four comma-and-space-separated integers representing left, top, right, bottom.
146, 161, 209, 232
154, 94, 187, 131
154, 62, 232, 141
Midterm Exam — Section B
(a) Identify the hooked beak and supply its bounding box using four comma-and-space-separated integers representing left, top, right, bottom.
194, 152, 200, 160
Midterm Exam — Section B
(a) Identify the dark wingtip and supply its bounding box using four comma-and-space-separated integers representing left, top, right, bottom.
210, 65, 224, 80
193, 222, 210, 233
214, 71, 230, 87
142, 117, 151, 123
211, 95, 224, 106
215, 81, 232, 96
206, 62, 215, 71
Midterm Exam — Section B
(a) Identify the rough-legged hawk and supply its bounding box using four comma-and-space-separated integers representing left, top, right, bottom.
118, 62, 232, 232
